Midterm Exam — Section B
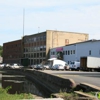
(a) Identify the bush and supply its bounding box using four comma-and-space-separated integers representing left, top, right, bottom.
0, 87, 34, 100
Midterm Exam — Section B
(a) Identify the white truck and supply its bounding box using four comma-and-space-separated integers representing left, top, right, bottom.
48, 58, 69, 70
80, 56, 100, 71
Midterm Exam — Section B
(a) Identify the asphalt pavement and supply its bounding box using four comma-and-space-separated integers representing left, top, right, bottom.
43, 70, 100, 87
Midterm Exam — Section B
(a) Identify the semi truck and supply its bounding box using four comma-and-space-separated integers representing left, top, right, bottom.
80, 56, 100, 71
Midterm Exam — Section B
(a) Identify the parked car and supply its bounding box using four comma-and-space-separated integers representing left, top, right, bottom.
54, 64, 64, 70
29, 64, 37, 69
52, 64, 65, 70
69, 61, 80, 71
5, 64, 11, 68
10, 63, 23, 69
34, 64, 45, 70
64, 63, 70, 70
0, 63, 6, 69
43, 64, 50, 70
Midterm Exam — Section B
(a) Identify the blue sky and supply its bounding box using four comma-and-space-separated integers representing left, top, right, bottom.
0, 0, 100, 45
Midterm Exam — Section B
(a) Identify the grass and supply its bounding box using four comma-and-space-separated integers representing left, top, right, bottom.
59, 92, 79, 100
0, 87, 34, 100
52, 89, 97, 100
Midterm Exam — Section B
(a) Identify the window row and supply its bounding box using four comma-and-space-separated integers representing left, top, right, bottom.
51, 50, 75, 55
29, 59, 46, 65
24, 35, 46, 43
24, 52, 46, 58
24, 46, 46, 52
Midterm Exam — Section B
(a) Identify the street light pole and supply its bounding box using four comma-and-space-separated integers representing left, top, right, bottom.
23, 8, 25, 37
23, 9, 25, 58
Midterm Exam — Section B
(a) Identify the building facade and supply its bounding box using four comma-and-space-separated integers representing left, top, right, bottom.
50, 39, 100, 64
3, 40, 22, 64
23, 30, 88, 65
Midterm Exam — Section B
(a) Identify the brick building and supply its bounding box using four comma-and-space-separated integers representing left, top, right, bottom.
3, 40, 22, 64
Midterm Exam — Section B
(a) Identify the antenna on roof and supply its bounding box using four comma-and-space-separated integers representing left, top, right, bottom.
38, 27, 40, 33
23, 8, 25, 37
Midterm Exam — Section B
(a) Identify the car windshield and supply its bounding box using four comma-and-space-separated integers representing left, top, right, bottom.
70, 62, 75, 64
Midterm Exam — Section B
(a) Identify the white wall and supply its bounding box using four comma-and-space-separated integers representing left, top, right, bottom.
50, 40, 100, 64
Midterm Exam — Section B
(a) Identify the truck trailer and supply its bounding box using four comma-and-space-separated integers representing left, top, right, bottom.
80, 56, 100, 71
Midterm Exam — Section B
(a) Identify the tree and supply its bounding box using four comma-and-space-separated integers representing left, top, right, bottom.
0, 45, 3, 57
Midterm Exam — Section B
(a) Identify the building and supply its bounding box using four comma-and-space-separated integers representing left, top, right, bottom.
23, 30, 88, 65
50, 39, 100, 64
3, 39, 22, 64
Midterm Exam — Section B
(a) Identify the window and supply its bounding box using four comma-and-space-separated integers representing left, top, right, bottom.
34, 37, 36, 42
68, 50, 70, 55
43, 35, 46, 40
53, 52, 55, 55
66, 51, 67, 55
31, 53, 33, 58
89, 50, 91, 55
40, 53, 42, 57
71, 50, 72, 54
73, 50, 75, 54
43, 46, 46, 51
63, 51, 65, 55
37, 53, 39, 57
40, 36, 43, 41
43, 52, 46, 57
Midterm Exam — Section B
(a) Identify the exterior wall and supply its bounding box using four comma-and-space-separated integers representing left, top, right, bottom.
3, 40, 22, 64
3, 30, 88, 65
50, 40, 100, 64
23, 30, 88, 65
46, 30, 88, 48
46, 30, 88, 60
23, 32, 46, 65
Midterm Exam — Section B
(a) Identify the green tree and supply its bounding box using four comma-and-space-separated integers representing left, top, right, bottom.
0, 45, 3, 57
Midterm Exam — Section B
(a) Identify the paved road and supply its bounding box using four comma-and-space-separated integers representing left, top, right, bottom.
43, 70, 100, 87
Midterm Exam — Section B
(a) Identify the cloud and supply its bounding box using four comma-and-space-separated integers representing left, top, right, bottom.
0, 0, 100, 45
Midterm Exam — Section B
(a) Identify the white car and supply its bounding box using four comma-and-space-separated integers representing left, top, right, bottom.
5, 64, 11, 68
52, 64, 65, 70
43, 64, 50, 70
10, 63, 23, 69
29, 64, 37, 69
56, 64, 65, 70
0, 64, 6, 69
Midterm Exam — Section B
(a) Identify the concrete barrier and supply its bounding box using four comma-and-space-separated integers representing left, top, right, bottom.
2, 75, 25, 81
1, 69, 76, 93
74, 91, 96, 100
25, 69, 76, 93
80, 83, 100, 92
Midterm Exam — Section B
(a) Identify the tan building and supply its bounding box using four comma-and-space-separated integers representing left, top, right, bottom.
23, 30, 89, 65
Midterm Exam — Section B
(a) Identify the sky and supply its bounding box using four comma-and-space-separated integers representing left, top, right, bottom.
0, 0, 100, 46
